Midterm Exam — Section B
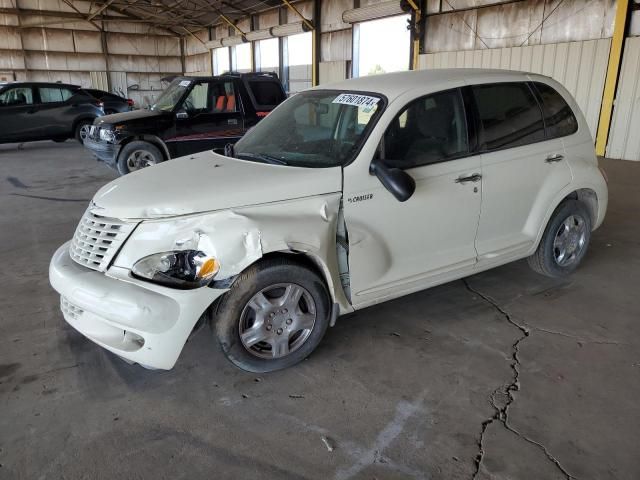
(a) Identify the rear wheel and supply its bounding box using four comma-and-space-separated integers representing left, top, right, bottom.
116, 141, 164, 175
528, 199, 592, 278
75, 120, 93, 144
213, 258, 331, 372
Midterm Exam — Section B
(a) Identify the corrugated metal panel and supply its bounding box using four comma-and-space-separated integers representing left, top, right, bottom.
90, 71, 108, 90
418, 38, 611, 138
319, 60, 347, 85
606, 36, 640, 161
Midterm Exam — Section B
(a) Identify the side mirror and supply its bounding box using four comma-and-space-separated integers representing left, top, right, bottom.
176, 109, 188, 119
370, 158, 416, 202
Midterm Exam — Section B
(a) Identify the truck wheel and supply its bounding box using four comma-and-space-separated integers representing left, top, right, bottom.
117, 141, 164, 175
213, 258, 331, 373
528, 199, 592, 278
75, 120, 93, 144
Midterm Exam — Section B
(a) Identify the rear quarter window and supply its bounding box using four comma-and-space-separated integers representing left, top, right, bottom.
533, 82, 578, 139
246, 80, 286, 109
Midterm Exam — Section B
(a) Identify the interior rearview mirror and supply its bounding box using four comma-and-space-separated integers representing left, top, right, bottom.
370, 158, 416, 202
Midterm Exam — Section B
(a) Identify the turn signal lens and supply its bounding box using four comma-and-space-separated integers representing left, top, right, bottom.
132, 250, 220, 289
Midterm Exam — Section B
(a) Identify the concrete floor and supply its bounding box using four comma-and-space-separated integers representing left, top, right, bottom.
0, 141, 638, 480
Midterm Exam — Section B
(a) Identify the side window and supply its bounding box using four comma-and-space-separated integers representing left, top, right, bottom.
0, 87, 34, 106
60, 88, 74, 101
38, 87, 69, 103
471, 82, 545, 151
182, 83, 208, 113
383, 89, 468, 169
183, 81, 237, 114
533, 82, 578, 139
247, 80, 285, 108
211, 81, 237, 112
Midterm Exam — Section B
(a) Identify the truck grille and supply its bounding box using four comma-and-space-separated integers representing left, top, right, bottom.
69, 208, 136, 271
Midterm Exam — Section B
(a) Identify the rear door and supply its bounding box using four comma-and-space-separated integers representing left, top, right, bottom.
34, 86, 78, 138
171, 80, 244, 157
469, 81, 573, 265
0, 86, 38, 141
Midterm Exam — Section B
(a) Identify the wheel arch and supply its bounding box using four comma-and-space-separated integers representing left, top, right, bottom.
117, 135, 171, 162
531, 186, 600, 255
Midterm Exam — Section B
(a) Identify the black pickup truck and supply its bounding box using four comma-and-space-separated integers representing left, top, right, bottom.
85, 72, 287, 175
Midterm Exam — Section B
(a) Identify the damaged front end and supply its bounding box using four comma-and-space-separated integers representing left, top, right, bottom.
49, 192, 352, 370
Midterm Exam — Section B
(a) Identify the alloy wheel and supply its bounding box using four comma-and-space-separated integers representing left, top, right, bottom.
239, 283, 317, 359
553, 214, 587, 267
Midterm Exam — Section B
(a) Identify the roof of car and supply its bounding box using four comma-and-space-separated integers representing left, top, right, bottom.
178, 72, 279, 82
0, 81, 80, 89
315, 68, 540, 102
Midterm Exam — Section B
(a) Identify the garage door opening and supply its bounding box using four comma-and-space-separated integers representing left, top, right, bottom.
353, 14, 410, 77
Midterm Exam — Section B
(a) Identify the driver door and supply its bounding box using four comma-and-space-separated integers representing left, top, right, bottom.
171, 80, 244, 157
343, 88, 482, 308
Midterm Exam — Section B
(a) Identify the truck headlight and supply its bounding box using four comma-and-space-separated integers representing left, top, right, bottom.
99, 128, 116, 143
132, 250, 220, 289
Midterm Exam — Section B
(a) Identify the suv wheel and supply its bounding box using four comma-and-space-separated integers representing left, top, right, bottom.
528, 199, 592, 278
117, 141, 164, 175
213, 258, 331, 373
75, 120, 93, 144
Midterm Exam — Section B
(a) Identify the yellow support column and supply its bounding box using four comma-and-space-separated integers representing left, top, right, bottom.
595, 0, 629, 156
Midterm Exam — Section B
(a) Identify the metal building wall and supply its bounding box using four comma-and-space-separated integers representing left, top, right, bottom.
606, 36, 640, 161
0, 0, 183, 106
418, 39, 611, 139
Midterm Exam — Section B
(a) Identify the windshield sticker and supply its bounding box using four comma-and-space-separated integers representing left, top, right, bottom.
333, 94, 379, 113
179, 80, 191, 87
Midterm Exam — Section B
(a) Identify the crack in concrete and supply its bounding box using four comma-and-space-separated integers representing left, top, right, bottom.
462, 279, 575, 480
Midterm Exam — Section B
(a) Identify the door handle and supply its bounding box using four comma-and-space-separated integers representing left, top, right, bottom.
455, 173, 482, 184
545, 153, 564, 163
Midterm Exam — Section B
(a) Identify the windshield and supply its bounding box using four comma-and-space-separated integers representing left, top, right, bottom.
150, 78, 191, 111
234, 90, 384, 168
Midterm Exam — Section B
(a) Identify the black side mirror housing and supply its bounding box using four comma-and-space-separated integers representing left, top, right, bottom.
175, 109, 188, 119
370, 158, 416, 202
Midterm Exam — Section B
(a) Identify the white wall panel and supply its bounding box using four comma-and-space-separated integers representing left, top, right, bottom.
606, 37, 640, 161
319, 60, 347, 85
418, 38, 611, 138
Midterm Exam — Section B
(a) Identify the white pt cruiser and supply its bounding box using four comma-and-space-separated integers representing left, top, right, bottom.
50, 69, 608, 372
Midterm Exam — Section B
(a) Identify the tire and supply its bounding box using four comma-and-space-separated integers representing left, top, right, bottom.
213, 257, 331, 373
116, 141, 164, 176
528, 199, 592, 278
75, 119, 93, 144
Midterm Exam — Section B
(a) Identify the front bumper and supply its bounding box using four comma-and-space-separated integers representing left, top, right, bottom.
49, 242, 225, 370
84, 137, 120, 167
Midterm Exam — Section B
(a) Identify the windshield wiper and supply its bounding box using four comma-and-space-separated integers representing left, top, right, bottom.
235, 152, 288, 166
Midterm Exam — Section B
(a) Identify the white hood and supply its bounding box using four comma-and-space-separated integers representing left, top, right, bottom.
92, 151, 342, 219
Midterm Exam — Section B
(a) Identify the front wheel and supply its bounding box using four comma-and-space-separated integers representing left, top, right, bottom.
528, 199, 592, 278
213, 258, 331, 372
116, 141, 164, 175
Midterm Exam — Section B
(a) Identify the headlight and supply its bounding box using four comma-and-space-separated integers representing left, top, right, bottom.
99, 128, 116, 143
132, 250, 220, 289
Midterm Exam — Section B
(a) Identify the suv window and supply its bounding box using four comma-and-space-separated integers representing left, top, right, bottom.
38, 87, 74, 103
0, 87, 34, 106
533, 82, 578, 139
471, 82, 544, 151
182, 81, 237, 114
383, 89, 468, 169
247, 80, 286, 108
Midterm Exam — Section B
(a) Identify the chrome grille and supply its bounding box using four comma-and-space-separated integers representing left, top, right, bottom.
61, 296, 83, 321
69, 208, 136, 271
